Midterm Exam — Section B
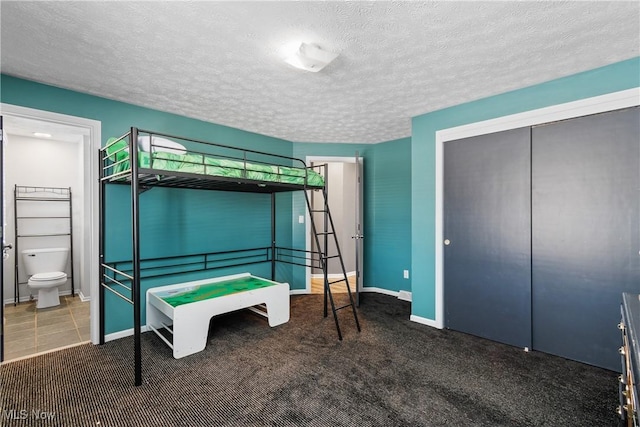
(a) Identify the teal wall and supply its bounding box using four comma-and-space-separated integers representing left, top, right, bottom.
411, 57, 640, 321
368, 138, 412, 292
293, 138, 412, 292
5, 56, 635, 334
1, 74, 413, 334
0, 75, 298, 333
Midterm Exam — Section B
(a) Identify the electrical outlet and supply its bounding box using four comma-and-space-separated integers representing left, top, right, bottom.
403, 270, 409, 279
298, 215, 304, 224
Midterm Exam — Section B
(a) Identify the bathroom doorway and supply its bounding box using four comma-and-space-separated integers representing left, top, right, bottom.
0, 105, 100, 361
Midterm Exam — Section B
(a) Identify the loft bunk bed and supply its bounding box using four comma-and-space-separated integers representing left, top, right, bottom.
99, 127, 360, 386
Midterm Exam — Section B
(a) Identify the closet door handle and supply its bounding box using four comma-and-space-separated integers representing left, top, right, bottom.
444, 239, 451, 246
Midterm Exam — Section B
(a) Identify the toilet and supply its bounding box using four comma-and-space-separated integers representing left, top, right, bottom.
22, 247, 69, 309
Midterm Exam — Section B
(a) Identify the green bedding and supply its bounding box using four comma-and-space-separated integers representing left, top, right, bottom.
155, 276, 277, 307
106, 137, 324, 187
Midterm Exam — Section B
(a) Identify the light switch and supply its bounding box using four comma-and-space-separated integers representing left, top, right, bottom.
298, 215, 304, 224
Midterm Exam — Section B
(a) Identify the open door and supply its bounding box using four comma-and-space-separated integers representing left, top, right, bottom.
354, 152, 363, 306
307, 155, 363, 299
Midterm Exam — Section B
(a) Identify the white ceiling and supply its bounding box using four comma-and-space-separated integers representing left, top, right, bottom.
3, 115, 87, 144
1, 1, 638, 144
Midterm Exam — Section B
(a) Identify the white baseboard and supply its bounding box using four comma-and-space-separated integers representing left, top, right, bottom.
397, 290, 412, 302
360, 286, 398, 297
360, 287, 412, 303
104, 325, 150, 343
293, 285, 410, 301
78, 292, 91, 302
3, 289, 80, 306
4, 295, 32, 305
410, 314, 441, 329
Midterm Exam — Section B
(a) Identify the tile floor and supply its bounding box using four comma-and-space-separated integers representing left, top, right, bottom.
3, 295, 90, 361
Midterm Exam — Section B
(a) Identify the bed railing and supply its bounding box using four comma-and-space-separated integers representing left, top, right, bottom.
99, 245, 324, 305
100, 247, 272, 302
100, 128, 324, 191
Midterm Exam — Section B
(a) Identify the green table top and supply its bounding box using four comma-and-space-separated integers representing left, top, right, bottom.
155, 276, 277, 308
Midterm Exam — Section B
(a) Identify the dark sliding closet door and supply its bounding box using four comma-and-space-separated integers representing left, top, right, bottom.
444, 127, 532, 349
531, 107, 640, 370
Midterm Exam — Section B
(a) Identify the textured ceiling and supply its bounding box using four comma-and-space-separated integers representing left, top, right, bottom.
1, 1, 638, 144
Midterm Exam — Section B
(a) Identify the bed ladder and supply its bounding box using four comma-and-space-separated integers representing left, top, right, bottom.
305, 188, 361, 340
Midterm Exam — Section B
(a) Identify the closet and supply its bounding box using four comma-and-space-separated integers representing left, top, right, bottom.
444, 107, 640, 370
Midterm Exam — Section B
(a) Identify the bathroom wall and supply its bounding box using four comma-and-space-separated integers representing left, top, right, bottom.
3, 133, 84, 303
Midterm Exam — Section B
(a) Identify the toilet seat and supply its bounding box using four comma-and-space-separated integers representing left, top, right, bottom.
28, 271, 68, 292
30, 271, 66, 281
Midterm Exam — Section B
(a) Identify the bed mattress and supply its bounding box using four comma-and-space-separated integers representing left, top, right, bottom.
107, 137, 324, 187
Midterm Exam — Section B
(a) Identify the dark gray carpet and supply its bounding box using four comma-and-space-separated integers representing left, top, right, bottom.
1, 293, 621, 426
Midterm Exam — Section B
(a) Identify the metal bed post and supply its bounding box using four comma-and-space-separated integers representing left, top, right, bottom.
130, 127, 142, 386
271, 192, 276, 281
98, 149, 106, 345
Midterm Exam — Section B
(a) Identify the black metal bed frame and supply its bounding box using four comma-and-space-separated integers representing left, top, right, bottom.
98, 127, 359, 386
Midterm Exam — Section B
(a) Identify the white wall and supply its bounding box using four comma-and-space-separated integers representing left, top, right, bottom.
3, 133, 84, 303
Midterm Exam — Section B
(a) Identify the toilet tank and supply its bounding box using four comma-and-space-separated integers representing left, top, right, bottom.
21, 248, 69, 275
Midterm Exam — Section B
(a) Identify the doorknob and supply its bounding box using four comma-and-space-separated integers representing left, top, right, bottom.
2, 243, 11, 259
444, 239, 451, 246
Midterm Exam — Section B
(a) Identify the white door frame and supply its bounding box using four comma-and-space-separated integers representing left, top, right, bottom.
428, 87, 640, 329
302, 156, 359, 294
0, 103, 101, 344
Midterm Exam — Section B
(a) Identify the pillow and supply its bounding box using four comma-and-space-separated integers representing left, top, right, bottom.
137, 136, 187, 155
105, 137, 129, 161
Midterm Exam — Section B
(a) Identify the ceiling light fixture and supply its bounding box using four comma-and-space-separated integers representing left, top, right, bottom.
33, 132, 52, 138
284, 42, 339, 73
